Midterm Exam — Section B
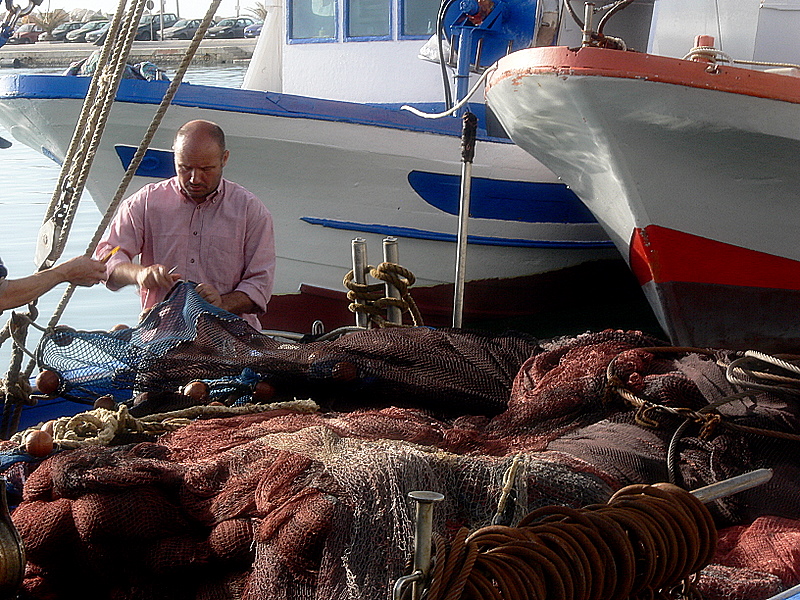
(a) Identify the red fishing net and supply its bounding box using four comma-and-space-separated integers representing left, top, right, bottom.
6, 286, 800, 599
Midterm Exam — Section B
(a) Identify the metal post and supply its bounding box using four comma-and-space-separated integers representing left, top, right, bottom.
351, 238, 368, 328
691, 468, 772, 503
409, 491, 445, 600
582, 2, 594, 47
383, 237, 402, 325
453, 112, 477, 328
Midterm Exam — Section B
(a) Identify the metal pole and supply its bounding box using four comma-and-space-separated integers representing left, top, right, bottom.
453, 112, 477, 328
409, 491, 444, 600
582, 2, 594, 47
351, 238, 368, 328
383, 236, 402, 325
175, 0, 179, 18
691, 468, 772, 503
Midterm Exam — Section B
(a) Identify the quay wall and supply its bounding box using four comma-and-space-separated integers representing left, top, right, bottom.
0, 38, 255, 68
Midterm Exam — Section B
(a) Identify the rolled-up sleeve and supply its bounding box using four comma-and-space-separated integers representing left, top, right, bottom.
93, 194, 144, 290
234, 202, 275, 314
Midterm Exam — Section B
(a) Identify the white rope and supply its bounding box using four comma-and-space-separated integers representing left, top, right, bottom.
401, 65, 496, 119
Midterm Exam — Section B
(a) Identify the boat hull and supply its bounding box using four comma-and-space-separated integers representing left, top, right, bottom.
0, 74, 622, 332
486, 46, 800, 351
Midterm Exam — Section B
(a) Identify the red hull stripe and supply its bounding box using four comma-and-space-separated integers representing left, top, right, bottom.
629, 225, 800, 290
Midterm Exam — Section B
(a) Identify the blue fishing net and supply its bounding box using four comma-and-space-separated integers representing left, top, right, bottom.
36, 281, 540, 417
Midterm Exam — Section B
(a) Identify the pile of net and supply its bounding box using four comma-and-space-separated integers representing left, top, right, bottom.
3, 283, 800, 599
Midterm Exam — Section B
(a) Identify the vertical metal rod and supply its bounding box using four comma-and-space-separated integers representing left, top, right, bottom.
582, 2, 595, 46
351, 238, 368, 328
383, 237, 402, 325
453, 112, 477, 328
409, 491, 445, 600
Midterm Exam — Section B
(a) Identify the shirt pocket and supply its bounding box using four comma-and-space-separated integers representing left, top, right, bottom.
204, 234, 244, 293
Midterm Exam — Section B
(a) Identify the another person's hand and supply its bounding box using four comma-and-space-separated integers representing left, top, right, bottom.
135, 264, 182, 291
53, 256, 107, 287
195, 282, 222, 307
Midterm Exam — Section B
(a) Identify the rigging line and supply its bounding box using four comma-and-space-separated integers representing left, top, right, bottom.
20, 0, 151, 379
35, 0, 224, 373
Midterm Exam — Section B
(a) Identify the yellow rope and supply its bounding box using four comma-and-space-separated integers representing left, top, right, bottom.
343, 262, 424, 327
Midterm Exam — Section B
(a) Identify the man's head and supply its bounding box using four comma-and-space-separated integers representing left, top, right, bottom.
173, 120, 230, 202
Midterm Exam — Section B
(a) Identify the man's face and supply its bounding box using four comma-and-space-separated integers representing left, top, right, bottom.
174, 136, 229, 201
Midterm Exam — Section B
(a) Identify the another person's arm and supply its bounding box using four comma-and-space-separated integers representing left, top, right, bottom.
0, 256, 106, 311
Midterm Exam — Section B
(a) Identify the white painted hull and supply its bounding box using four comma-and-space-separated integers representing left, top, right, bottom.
0, 75, 621, 330
486, 46, 800, 350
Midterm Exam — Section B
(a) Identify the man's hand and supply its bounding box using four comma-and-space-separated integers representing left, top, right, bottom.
195, 282, 222, 307
195, 284, 258, 316
134, 264, 182, 291
53, 256, 107, 287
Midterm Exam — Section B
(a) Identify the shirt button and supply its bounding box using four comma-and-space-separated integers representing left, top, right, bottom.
193, 231, 198, 236
190, 258, 195, 264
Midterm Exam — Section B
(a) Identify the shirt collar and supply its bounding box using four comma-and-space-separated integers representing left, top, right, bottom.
178, 178, 224, 205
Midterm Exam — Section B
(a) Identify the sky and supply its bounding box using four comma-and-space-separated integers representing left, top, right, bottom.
39, 0, 251, 20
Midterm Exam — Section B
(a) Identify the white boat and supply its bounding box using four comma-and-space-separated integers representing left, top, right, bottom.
0, 0, 628, 333
485, 0, 800, 352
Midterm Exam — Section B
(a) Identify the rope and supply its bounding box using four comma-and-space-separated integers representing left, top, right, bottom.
343, 262, 424, 327
604, 347, 800, 450
11, 399, 319, 451
424, 483, 716, 600
400, 66, 495, 120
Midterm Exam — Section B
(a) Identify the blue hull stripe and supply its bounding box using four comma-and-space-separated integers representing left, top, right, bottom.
407, 170, 596, 224
0, 74, 506, 142
300, 216, 614, 248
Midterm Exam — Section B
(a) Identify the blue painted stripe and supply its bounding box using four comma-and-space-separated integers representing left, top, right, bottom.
0, 74, 503, 142
408, 170, 597, 224
115, 145, 176, 178
300, 216, 614, 248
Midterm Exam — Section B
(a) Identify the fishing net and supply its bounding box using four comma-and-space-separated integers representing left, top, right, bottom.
5, 283, 800, 599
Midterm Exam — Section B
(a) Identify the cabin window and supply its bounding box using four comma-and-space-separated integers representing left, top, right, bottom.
289, 0, 337, 40
401, 0, 438, 37
345, 0, 391, 38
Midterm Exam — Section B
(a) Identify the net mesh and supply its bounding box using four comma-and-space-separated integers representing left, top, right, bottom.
6, 282, 800, 599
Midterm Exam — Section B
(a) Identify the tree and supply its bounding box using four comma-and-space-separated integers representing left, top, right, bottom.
30, 8, 69, 35
245, 2, 268, 21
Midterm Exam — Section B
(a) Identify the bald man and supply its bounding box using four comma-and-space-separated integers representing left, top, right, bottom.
95, 120, 276, 330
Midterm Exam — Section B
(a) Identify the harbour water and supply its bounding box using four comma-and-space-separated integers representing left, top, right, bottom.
0, 64, 249, 371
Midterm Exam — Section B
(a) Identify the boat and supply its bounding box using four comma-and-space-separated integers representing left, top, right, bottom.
484, 0, 800, 352
0, 0, 634, 335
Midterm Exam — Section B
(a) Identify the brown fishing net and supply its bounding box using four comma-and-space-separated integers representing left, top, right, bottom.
6, 284, 800, 599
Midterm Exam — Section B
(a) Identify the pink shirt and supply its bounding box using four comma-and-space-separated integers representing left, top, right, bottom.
95, 177, 275, 330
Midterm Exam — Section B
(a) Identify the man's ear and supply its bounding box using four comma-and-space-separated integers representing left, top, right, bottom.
222, 149, 230, 168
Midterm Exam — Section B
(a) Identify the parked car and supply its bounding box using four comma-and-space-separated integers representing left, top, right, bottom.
38, 21, 82, 42
84, 21, 111, 44
65, 20, 108, 42
205, 17, 255, 39
157, 18, 211, 40
243, 21, 262, 38
7, 23, 43, 44
134, 13, 178, 40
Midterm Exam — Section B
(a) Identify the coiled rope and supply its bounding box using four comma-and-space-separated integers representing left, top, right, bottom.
422, 482, 716, 600
11, 399, 319, 450
343, 262, 424, 327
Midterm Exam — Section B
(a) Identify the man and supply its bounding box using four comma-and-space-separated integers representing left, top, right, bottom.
0, 255, 106, 312
94, 120, 275, 330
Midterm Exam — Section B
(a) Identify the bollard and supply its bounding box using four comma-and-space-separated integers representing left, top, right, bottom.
351, 238, 368, 328
383, 237, 402, 325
